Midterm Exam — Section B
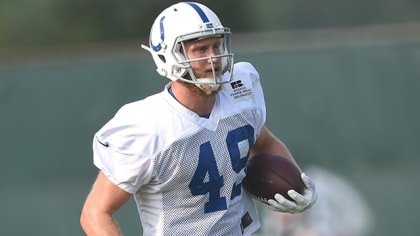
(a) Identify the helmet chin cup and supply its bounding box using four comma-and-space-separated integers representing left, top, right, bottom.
195, 78, 220, 92
143, 2, 234, 87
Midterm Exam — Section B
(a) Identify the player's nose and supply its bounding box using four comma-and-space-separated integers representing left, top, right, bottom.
207, 51, 221, 64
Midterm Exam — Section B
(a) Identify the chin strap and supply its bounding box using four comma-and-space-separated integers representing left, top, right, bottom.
195, 78, 220, 92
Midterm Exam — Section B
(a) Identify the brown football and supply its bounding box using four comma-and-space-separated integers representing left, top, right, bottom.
243, 153, 305, 202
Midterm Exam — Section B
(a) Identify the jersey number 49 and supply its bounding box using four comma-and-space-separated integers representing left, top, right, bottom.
188, 125, 254, 213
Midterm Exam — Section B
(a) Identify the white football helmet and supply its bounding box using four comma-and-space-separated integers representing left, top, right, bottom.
141, 2, 234, 91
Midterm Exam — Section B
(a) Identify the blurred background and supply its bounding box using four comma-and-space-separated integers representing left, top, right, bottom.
1, 0, 419, 235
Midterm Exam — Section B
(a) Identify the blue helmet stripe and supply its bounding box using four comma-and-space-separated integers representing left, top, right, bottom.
186, 2, 209, 23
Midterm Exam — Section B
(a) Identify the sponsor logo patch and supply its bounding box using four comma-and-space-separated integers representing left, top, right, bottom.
229, 80, 253, 101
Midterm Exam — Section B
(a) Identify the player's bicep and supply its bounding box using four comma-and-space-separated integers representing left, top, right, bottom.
250, 127, 292, 160
84, 170, 132, 214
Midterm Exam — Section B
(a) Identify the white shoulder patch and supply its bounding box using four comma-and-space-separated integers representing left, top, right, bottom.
226, 62, 259, 103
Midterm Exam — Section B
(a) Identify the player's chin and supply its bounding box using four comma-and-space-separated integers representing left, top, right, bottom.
200, 83, 223, 95
200, 85, 213, 95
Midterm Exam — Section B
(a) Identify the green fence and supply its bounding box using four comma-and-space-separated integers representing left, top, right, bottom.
1, 41, 419, 235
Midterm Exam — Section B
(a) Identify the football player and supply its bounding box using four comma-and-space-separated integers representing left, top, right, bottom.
80, 2, 317, 235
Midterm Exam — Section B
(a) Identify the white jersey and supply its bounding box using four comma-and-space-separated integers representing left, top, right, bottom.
93, 62, 266, 235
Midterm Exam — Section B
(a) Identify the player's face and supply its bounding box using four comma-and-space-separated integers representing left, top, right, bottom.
183, 37, 224, 79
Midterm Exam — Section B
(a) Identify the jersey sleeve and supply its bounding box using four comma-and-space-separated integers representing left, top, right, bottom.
247, 62, 266, 134
92, 103, 155, 194
232, 62, 267, 136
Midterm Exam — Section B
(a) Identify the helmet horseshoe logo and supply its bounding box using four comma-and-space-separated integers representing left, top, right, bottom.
151, 16, 166, 52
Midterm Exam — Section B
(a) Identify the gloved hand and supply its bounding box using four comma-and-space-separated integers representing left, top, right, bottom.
266, 172, 317, 213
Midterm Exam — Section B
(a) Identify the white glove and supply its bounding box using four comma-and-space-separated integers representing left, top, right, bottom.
266, 172, 318, 213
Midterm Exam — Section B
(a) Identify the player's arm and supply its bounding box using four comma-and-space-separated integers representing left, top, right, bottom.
80, 170, 132, 236
250, 126, 317, 213
250, 126, 294, 162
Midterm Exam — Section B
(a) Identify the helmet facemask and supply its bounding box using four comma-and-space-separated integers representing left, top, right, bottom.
173, 30, 234, 92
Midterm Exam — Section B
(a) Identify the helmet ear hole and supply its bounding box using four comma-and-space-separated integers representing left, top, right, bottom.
158, 55, 166, 63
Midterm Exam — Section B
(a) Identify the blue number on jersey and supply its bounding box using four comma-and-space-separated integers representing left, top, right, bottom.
227, 125, 255, 200
189, 141, 227, 213
188, 125, 255, 213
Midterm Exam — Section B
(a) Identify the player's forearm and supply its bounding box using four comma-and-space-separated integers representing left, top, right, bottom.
80, 210, 123, 236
